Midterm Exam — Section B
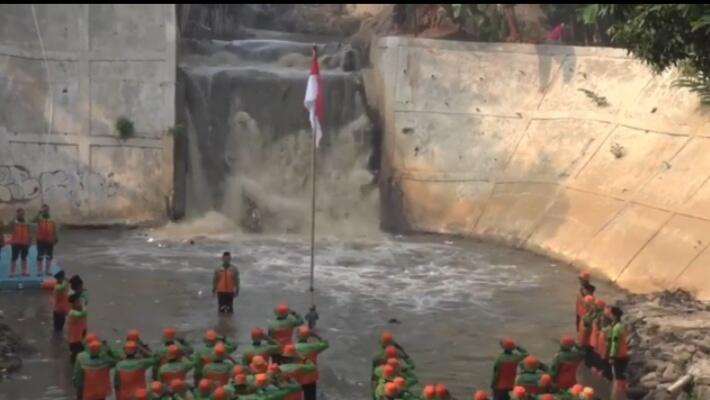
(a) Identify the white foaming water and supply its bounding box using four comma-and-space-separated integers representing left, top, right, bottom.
103, 232, 543, 315
173, 109, 379, 239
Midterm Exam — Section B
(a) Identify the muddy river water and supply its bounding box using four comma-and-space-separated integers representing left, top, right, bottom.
0, 228, 622, 399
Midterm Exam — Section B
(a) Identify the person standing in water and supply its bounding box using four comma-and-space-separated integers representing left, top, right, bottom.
33, 204, 58, 276
212, 251, 239, 314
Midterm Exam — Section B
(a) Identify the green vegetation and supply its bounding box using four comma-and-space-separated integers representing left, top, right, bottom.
580, 4, 710, 104
115, 116, 135, 140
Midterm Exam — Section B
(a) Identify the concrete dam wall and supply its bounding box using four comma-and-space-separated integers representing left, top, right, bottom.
0, 4, 175, 224
370, 37, 710, 299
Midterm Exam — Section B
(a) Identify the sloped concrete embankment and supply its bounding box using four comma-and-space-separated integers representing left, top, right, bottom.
368, 36, 710, 301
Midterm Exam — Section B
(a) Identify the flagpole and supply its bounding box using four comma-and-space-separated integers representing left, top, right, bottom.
308, 45, 318, 308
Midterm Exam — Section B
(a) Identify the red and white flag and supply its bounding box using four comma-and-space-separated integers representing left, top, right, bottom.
304, 48, 324, 148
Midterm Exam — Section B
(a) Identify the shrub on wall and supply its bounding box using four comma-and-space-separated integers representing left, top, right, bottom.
115, 116, 135, 140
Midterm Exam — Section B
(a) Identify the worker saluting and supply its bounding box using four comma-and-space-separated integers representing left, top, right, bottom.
212, 251, 239, 314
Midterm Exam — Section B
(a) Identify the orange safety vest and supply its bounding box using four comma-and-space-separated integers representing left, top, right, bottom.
597, 329, 609, 359
83, 367, 112, 400
117, 369, 147, 400
615, 326, 629, 358
299, 368, 319, 385
36, 219, 56, 243
54, 285, 70, 314
590, 318, 600, 349
160, 370, 187, 385
11, 222, 30, 245
577, 318, 591, 347
495, 360, 519, 390
68, 315, 87, 343
204, 370, 230, 386
216, 268, 235, 293
555, 359, 581, 389
575, 292, 585, 319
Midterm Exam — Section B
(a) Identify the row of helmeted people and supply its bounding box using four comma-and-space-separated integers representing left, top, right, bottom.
371, 331, 600, 400
70, 303, 328, 400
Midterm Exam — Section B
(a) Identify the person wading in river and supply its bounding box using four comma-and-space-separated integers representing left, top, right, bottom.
212, 251, 239, 314
53, 270, 71, 332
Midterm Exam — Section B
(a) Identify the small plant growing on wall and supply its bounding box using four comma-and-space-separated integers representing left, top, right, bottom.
115, 116, 135, 140
578, 88, 610, 107
610, 142, 625, 159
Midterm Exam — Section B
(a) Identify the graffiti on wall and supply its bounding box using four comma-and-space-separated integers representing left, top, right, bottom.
0, 164, 119, 206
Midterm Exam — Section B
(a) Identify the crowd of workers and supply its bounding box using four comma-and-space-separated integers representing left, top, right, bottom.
57, 292, 329, 400
0, 205, 58, 277
368, 272, 629, 400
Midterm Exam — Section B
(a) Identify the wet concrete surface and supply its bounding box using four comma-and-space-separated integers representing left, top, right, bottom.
0, 229, 623, 399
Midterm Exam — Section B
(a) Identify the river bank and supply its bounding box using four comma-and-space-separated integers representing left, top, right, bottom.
621, 290, 710, 399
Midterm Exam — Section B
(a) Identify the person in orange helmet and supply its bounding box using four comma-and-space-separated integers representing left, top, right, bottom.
192, 379, 213, 400
551, 335, 583, 390
67, 293, 88, 364
73, 340, 116, 400
509, 386, 527, 400
158, 345, 194, 385
588, 298, 607, 375
268, 303, 305, 351
373, 331, 415, 370
609, 306, 629, 395
8, 208, 30, 277
435, 384, 452, 400
515, 356, 548, 395
537, 374, 553, 394
192, 328, 236, 384
241, 327, 281, 365
212, 386, 229, 400
201, 342, 234, 386
422, 385, 437, 399
154, 327, 194, 379
575, 272, 596, 331
114, 341, 156, 400
149, 381, 170, 400
491, 337, 528, 400
577, 295, 596, 368
474, 389, 490, 400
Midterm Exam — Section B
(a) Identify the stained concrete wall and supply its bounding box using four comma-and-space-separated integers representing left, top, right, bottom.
0, 4, 175, 224
370, 37, 710, 299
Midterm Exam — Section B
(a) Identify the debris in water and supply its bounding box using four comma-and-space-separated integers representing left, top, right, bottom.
444, 240, 453, 245
197, 290, 203, 297
388, 318, 401, 324
147, 237, 155, 243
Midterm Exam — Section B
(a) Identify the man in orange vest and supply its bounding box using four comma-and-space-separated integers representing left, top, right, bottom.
212, 251, 239, 314
53, 270, 71, 332
33, 204, 58, 276
575, 272, 596, 331
8, 208, 30, 277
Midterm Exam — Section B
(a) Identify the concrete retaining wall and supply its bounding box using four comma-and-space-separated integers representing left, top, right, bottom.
0, 4, 175, 224
370, 36, 710, 299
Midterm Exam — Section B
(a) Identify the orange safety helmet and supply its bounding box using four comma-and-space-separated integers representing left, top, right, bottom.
422, 385, 436, 399
474, 390, 489, 400
500, 337, 516, 351
126, 329, 140, 342
298, 325, 311, 339
198, 379, 211, 393
163, 327, 177, 340
381, 331, 394, 345
275, 303, 289, 317
251, 327, 264, 340
384, 345, 398, 359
